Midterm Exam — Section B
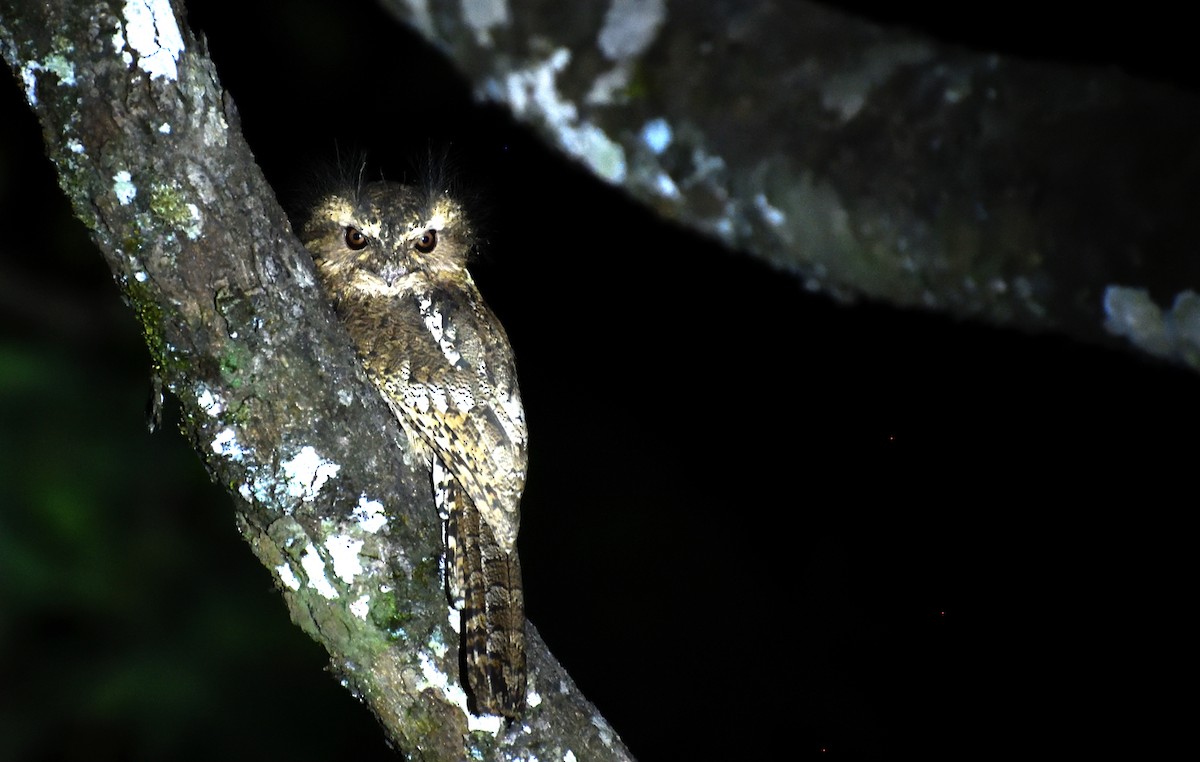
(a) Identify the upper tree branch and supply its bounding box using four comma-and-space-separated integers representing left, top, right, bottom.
0, 1, 629, 759
380, 0, 1200, 370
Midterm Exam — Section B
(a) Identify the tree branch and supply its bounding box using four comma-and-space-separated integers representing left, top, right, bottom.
378, 0, 1200, 370
0, 1, 629, 758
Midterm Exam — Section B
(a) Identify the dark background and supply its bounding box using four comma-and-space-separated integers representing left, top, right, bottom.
2, 2, 1196, 759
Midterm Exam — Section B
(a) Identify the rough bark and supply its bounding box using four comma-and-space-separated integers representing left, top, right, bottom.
0, 1, 629, 759
380, 0, 1200, 370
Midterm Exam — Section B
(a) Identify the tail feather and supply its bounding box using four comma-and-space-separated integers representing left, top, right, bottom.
443, 465, 526, 717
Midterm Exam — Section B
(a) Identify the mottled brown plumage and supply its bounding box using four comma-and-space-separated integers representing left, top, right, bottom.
300, 180, 526, 718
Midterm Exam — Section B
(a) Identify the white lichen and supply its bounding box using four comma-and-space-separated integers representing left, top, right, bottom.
652, 172, 680, 200
183, 202, 202, 240
415, 648, 448, 691
584, 65, 631, 106
19, 51, 77, 106
754, 193, 787, 227
234, 480, 260, 508
352, 494, 389, 533
111, 19, 132, 65
427, 625, 448, 656
563, 751, 577, 762
325, 534, 365, 584
67, 140, 85, 154
1166, 291, 1200, 359
19, 63, 39, 106
122, 0, 186, 81
43, 54, 76, 86
281, 446, 340, 501
469, 712, 503, 734
591, 714, 615, 746
1104, 286, 1200, 363
349, 594, 371, 620
1103, 286, 1170, 357
640, 118, 672, 155
158, 122, 171, 134
399, 0, 436, 38
416, 650, 502, 732
597, 0, 666, 61
211, 427, 244, 460
237, 454, 321, 513
299, 542, 339, 599
196, 385, 225, 416
202, 105, 230, 147
113, 170, 137, 205
495, 49, 627, 184
565, 123, 626, 184
687, 145, 728, 189
713, 214, 735, 241
461, 0, 509, 47
275, 562, 301, 591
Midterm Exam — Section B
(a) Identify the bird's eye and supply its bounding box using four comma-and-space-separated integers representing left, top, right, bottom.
344, 226, 368, 251
414, 229, 437, 253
